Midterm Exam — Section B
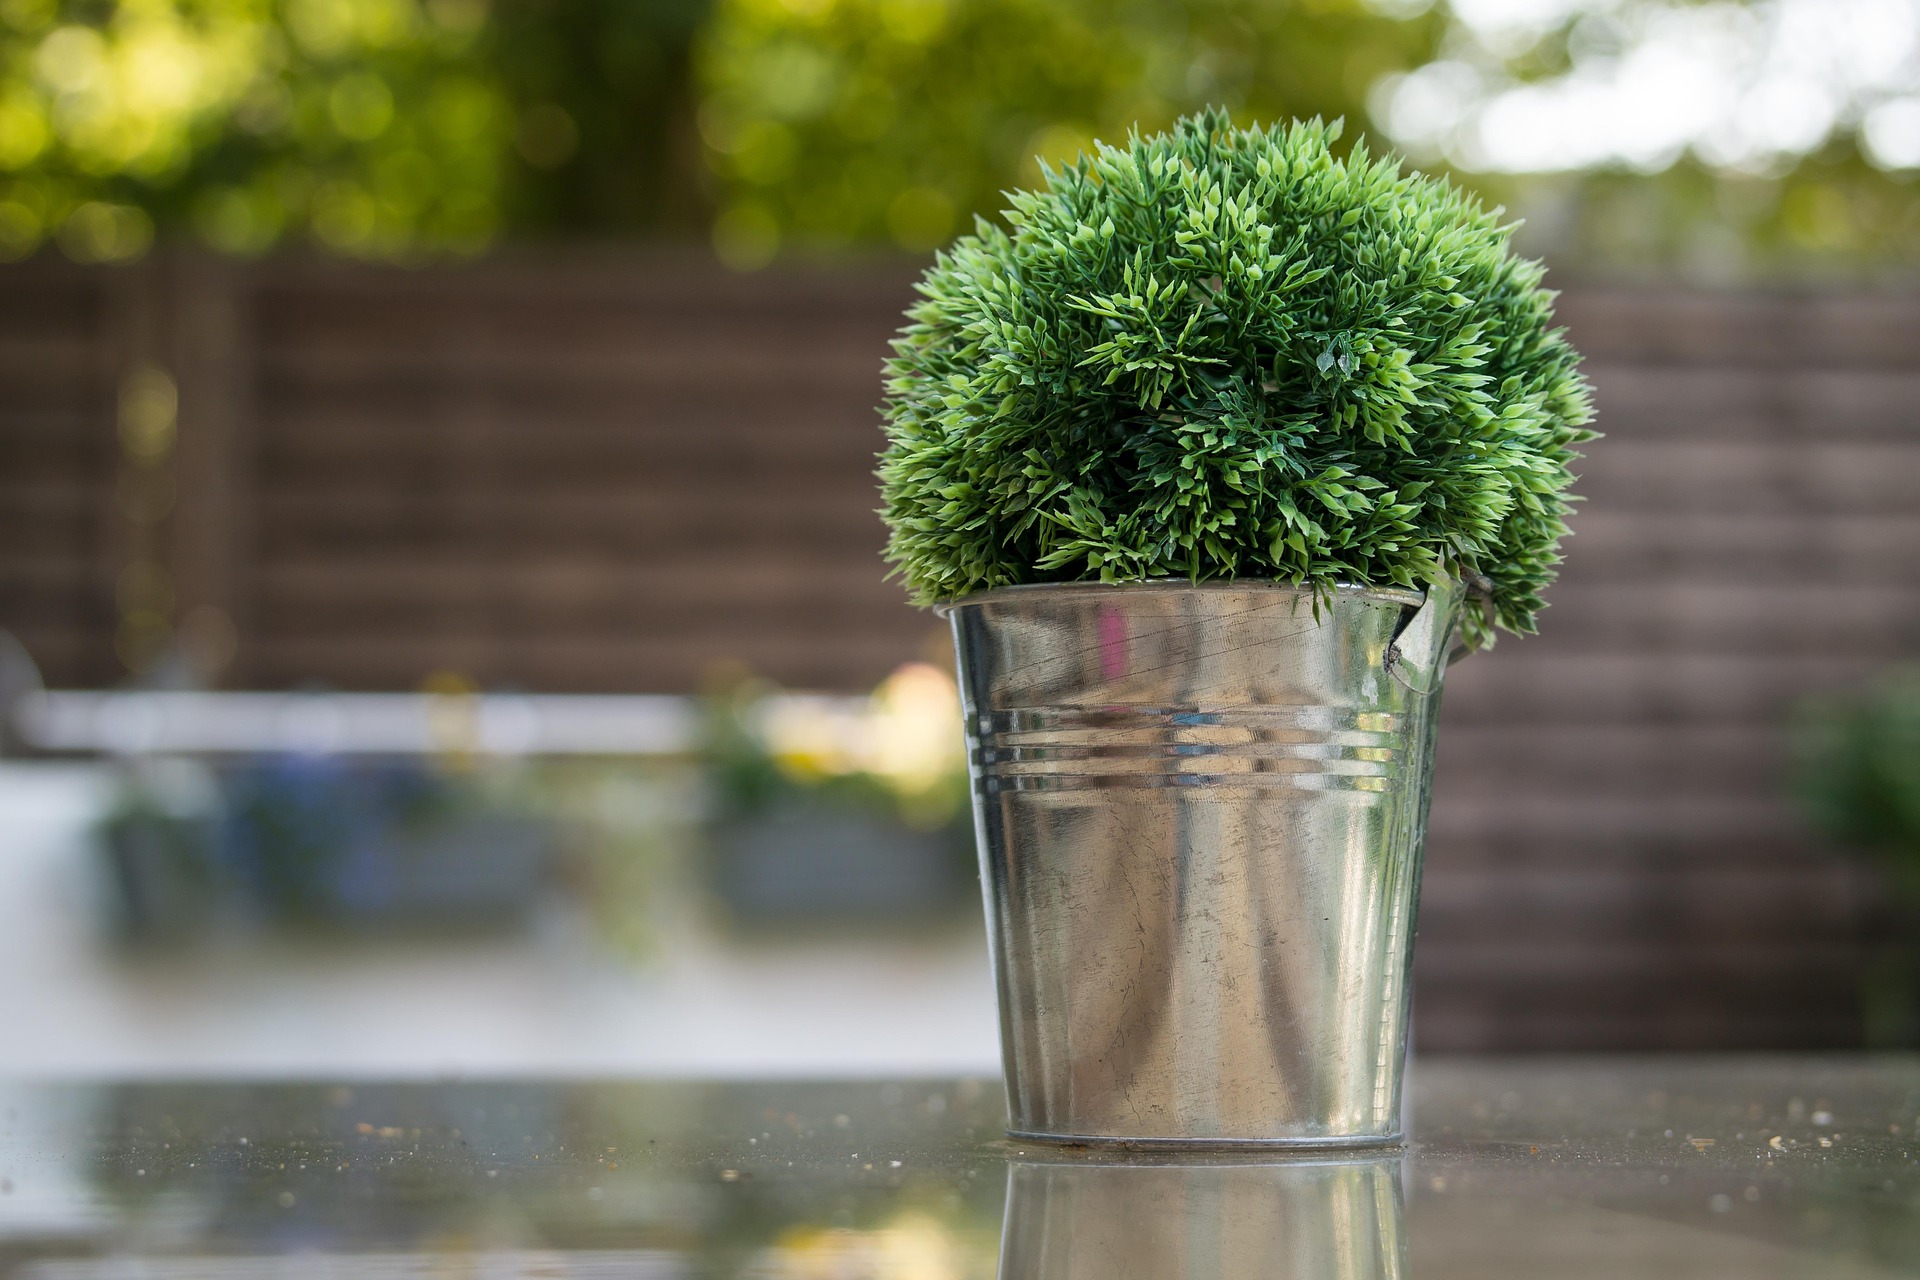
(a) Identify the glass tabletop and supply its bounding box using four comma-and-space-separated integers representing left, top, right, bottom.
1, 1057, 1916, 1277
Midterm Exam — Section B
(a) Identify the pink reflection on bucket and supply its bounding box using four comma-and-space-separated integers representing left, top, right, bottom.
1096, 605, 1128, 681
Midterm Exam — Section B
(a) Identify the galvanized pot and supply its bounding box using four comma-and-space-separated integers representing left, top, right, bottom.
999, 1154, 1405, 1280
946, 580, 1466, 1148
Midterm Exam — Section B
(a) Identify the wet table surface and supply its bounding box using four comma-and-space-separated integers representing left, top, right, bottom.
1, 1057, 1917, 1277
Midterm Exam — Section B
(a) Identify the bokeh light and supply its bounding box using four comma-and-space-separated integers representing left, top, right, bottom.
696, 0, 1440, 258
0, 0, 510, 259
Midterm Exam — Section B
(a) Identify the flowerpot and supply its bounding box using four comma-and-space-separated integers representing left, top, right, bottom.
708, 797, 973, 924
1000, 1154, 1404, 1280
946, 580, 1465, 1148
100, 808, 223, 943
216, 757, 557, 932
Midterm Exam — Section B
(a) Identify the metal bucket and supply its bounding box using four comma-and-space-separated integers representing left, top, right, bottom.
947, 580, 1465, 1148
999, 1154, 1404, 1280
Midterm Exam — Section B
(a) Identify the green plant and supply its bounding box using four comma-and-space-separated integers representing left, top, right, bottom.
1797, 666, 1920, 898
877, 111, 1595, 643
1795, 665, 1920, 1046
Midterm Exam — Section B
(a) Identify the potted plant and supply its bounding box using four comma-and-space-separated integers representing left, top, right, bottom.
878, 111, 1593, 1147
1795, 667, 1920, 1045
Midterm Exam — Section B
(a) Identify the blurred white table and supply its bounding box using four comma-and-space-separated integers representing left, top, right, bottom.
0, 763, 999, 1079
17, 690, 705, 756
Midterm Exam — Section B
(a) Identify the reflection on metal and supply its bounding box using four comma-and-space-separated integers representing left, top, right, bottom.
949, 581, 1463, 1147
999, 1155, 1404, 1280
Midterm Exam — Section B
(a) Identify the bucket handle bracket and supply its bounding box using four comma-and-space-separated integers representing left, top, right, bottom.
1386, 577, 1493, 695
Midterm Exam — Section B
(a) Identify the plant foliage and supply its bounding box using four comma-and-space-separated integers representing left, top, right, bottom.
878, 110, 1595, 640
1797, 666, 1920, 898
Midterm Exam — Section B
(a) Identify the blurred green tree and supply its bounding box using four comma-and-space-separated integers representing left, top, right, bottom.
487, 0, 709, 237
695, 0, 1442, 267
0, 0, 709, 262
7, 0, 1915, 274
0, 0, 515, 261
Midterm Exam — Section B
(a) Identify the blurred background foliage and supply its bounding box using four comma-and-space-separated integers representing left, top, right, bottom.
0, 0, 1916, 275
1796, 666, 1920, 1043
0, 0, 710, 262
695, 0, 1441, 266
1798, 666, 1920, 905
0, 0, 512, 261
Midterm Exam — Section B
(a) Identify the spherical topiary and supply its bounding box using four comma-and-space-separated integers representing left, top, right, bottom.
877, 110, 1595, 643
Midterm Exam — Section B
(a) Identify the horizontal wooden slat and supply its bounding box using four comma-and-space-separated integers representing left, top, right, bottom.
1418, 865, 1860, 940
1413, 953, 1866, 1053
2, 622, 116, 687
0, 272, 106, 340
1428, 793, 1806, 846
246, 602, 924, 646
1415, 1005, 1863, 1053
1440, 652, 1892, 725
248, 257, 919, 329
1556, 512, 1920, 583
251, 486, 887, 551
1422, 833, 1828, 872
242, 631, 942, 693
0, 569, 114, 606
0, 519, 110, 561
1430, 724, 1786, 798
255, 343, 892, 394
252, 417, 882, 481
1557, 290, 1920, 369
1479, 582, 1918, 654
1585, 365, 1920, 439
1575, 440, 1920, 511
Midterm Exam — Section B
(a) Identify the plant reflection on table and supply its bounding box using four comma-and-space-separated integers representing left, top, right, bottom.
36, 1068, 1920, 1277
999, 1156, 1403, 1280
59, 1081, 1410, 1278
70, 1080, 1009, 1274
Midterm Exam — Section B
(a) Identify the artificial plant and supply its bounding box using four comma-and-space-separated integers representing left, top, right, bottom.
878, 110, 1595, 644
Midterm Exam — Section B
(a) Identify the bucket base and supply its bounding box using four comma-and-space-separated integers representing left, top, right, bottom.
1005, 1127, 1405, 1153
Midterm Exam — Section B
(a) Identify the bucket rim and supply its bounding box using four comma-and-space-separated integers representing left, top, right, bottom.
933, 578, 1431, 617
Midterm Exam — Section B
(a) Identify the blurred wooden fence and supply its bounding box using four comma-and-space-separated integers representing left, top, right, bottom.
3, 251, 1917, 1051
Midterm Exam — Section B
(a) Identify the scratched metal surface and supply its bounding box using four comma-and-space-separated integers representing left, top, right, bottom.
950, 582, 1462, 1146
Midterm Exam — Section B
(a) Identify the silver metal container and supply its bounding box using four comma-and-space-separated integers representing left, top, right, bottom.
999, 1155, 1404, 1280
947, 580, 1465, 1148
